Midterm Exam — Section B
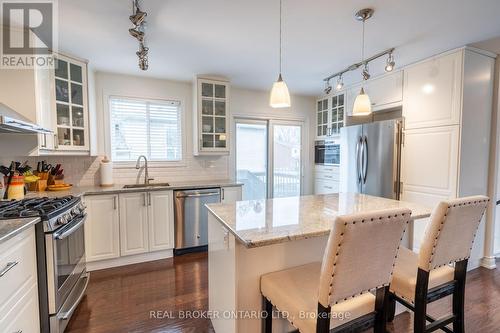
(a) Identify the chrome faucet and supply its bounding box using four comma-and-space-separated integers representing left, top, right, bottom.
135, 155, 154, 184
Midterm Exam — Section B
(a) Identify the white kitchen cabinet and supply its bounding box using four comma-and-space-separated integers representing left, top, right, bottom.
403, 51, 462, 129
316, 92, 345, 139
52, 53, 90, 152
399, 48, 495, 261
345, 71, 403, 116
148, 191, 174, 251
0, 227, 39, 331
119, 192, 150, 256
314, 165, 340, 195
84, 195, 120, 262
221, 186, 242, 204
193, 77, 230, 155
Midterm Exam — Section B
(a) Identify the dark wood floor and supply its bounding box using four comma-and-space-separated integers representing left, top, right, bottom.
67, 253, 500, 333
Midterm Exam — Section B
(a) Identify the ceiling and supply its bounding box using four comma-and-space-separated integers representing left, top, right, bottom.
59, 0, 500, 96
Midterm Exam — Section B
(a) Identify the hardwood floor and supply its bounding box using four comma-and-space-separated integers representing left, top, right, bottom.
67, 253, 500, 333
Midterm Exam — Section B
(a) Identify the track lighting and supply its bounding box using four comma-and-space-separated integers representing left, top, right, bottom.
129, 0, 149, 70
335, 75, 344, 91
130, 10, 147, 26
385, 52, 395, 72
324, 80, 332, 94
362, 64, 370, 80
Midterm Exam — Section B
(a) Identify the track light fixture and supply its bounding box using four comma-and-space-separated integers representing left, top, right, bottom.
129, 0, 149, 70
335, 75, 344, 91
385, 52, 395, 72
362, 63, 370, 80
324, 79, 332, 94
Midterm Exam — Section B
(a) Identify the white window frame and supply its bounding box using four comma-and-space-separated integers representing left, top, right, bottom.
105, 95, 186, 168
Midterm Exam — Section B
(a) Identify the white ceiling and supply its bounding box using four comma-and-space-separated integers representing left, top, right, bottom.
59, 0, 500, 96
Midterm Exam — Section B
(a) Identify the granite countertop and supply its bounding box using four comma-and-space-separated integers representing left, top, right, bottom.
206, 192, 433, 248
0, 217, 40, 244
25, 180, 243, 198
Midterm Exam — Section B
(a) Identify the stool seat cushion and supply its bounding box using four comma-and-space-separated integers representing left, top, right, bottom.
390, 247, 454, 303
261, 262, 375, 333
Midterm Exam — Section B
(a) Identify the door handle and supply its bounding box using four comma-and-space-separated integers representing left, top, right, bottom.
355, 137, 362, 184
362, 136, 368, 184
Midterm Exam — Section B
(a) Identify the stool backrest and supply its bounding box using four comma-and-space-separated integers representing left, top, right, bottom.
318, 208, 411, 307
418, 195, 489, 271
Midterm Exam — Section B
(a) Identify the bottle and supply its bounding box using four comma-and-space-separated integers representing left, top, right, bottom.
100, 156, 114, 187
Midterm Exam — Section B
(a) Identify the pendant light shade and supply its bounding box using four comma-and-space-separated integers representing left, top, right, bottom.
270, 0, 291, 108
352, 87, 372, 116
270, 74, 291, 108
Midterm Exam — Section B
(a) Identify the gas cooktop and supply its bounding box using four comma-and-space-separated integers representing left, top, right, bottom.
0, 196, 80, 220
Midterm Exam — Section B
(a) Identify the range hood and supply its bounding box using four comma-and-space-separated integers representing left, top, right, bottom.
0, 103, 52, 134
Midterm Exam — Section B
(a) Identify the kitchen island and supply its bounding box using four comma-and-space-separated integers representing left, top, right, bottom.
206, 192, 432, 333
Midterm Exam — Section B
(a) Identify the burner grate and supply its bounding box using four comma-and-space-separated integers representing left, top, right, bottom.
0, 196, 77, 220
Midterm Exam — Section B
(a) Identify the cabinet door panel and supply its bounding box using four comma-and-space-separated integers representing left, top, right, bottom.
403, 52, 462, 129
119, 193, 149, 256
365, 71, 403, 110
221, 187, 241, 204
84, 195, 120, 262
148, 191, 174, 251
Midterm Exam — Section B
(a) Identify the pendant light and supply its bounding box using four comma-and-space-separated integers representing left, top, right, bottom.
352, 8, 374, 116
269, 0, 291, 108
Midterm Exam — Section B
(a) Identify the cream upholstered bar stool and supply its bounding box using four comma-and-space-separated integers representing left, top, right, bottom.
260, 208, 411, 333
387, 195, 489, 333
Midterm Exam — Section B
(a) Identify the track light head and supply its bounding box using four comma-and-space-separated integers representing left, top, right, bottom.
324, 80, 332, 94
385, 53, 395, 72
335, 75, 344, 91
130, 10, 147, 26
362, 64, 370, 80
129, 28, 145, 42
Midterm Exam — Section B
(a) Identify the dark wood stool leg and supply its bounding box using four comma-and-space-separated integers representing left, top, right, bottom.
263, 296, 273, 333
453, 260, 468, 333
375, 286, 390, 333
414, 268, 430, 333
316, 302, 331, 333
386, 292, 396, 322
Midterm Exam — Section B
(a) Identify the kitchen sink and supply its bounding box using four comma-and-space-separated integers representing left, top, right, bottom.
122, 182, 170, 189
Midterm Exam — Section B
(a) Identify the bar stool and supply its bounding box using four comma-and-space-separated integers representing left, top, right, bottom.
387, 195, 489, 333
260, 208, 411, 333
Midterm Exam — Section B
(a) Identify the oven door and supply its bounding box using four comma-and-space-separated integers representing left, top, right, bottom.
324, 144, 340, 165
45, 213, 87, 315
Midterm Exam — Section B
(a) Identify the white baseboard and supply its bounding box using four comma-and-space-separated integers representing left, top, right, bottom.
87, 249, 174, 271
479, 256, 497, 270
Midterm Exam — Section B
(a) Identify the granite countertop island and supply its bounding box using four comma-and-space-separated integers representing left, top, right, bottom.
206, 192, 433, 333
25, 179, 242, 198
206, 192, 432, 248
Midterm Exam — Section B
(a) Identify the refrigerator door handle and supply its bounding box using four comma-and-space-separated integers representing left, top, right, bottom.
355, 137, 362, 184
362, 136, 368, 184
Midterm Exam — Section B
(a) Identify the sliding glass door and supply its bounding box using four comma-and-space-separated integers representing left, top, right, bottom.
235, 118, 303, 200
271, 123, 302, 198
235, 120, 268, 200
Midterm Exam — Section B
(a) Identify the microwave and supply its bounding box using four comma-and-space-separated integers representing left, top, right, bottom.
315, 140, 340, 165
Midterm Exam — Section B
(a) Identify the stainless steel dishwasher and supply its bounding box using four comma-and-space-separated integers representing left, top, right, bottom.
174, 188, 221, 255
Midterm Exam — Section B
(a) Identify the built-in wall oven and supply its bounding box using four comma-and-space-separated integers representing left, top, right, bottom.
315, 139, 341, 165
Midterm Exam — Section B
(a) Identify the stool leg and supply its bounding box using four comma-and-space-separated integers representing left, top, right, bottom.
387, 292, 396, 322
453, 260, 468, 333
316, 302, 331, 333
375, 286, 389, 333
263, 296, 273, 333
414, 268, 430, 333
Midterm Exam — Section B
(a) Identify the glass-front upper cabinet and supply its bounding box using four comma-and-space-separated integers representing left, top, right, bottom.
316, 92, 345, 139
194, 77, 230, 155
53, 54, 89, 151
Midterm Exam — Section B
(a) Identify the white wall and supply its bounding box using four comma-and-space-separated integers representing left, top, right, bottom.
93, 72, 316, 192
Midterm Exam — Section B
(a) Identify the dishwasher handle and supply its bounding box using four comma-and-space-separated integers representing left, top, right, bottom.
177, 192, 220, 198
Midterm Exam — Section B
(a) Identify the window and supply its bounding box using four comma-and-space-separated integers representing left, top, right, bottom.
109, 97, 182, 162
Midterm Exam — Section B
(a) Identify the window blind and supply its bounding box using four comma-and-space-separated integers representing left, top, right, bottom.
110, 97, 182, 162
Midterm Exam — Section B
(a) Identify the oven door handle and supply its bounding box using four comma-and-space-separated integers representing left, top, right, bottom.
53, 214, 87, 240
58, 273, 90, 320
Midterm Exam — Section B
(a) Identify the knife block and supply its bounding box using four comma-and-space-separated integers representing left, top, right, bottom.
29, 179, 47, 192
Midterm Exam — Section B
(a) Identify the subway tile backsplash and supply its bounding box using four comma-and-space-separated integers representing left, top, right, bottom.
0, 155, 230, 187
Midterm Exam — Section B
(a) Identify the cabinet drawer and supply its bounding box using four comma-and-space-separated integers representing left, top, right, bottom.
0, 284, 40, 333
315, 165, 340, 181
314, 180, 340, 194
0, 227, 37, 319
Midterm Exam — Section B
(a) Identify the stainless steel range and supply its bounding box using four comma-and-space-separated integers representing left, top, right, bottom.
0, 196, 89, 333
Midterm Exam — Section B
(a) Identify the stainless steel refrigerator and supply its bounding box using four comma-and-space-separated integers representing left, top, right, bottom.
339, 118, 403, 200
